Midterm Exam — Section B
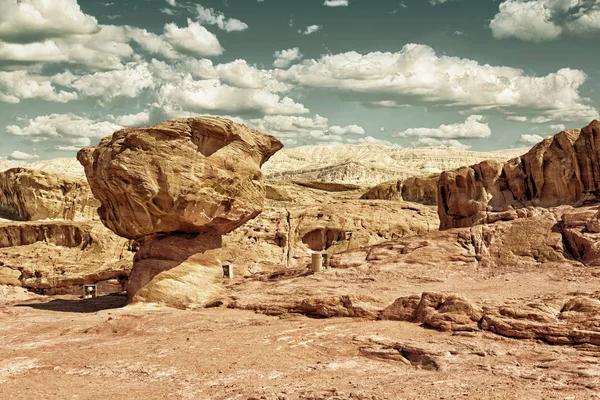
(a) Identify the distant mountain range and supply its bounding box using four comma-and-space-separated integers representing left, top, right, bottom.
1, 144, 526, 186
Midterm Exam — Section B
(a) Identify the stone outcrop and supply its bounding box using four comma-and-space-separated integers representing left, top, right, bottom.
0, 220, 133, 294
361, 173, 439, 205
0, 168, 99, 221
560, 207, 600, 266
438, 120, 600, 229
220, 200, 438, 276
78, 117, 282, 308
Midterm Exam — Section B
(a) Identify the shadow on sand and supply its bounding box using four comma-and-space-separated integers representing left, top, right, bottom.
16, 293, 128, 313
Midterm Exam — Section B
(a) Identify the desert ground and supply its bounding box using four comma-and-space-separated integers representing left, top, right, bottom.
2, 119, 600, 399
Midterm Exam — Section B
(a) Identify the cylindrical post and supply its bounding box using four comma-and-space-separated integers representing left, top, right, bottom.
322, 253, 329, 270
311, 252, 323, 273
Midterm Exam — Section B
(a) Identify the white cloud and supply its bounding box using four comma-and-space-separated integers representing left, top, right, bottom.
491, 0, 600, 42
246, 114, 364, 143
0, 24, 135, 70
549, 123, 566, 131
328, 124, 365, 135
518, 133, 545, 145
166, 0, 176, 6
196, 5, 248, 32
9, 151, 39, 160
216, 59, 290, 92
414, 138, 471, 149
164, 19, 223, 57
0, 40, 64, 62
155, 77, 309, 117
110, 111, 150, 127
300, 25, 321, 35
273, 47, 303, 68
70, 62, 155, 103
324, 0, 349, 6
278, 44, 599, 122
6, 113, 122, 139
0, 70, 77, 103
395, 115, 491, 139
506, 115, 528, 122
0, 0, 99, 43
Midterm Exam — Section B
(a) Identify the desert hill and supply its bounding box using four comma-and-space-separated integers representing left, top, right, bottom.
263, 143, 526, 185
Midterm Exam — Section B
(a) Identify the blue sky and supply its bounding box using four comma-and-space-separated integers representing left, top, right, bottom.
0, 0, 599, 160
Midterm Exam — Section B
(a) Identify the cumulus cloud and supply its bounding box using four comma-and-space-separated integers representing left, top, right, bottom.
277, 44, 598, 122
163, 19, 223, 57
110, 111, 151, 127
490, 0, 600, 42
273, 48, 303, 68
155, 77, 309, 117
394, 115, 491, 139
0, 70, 77, 103
9, 150, 39, 160
6, 113, 122, 140
247, 115, 364, 143
414, 138, 471, 149
328, 125, 365, 135
300, 25, 321, 35
324, 0, 349, 6
518, 133, 545, 145
215, 59, 290, 92
70, 62, 155, 103
0, 0, 99, 43
196, 5, 248, 32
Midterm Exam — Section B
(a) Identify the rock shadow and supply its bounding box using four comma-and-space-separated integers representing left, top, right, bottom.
16, 293, 128, 313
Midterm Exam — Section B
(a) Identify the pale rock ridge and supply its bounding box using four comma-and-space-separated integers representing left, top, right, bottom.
264, 144, 525, 186
0, 168, 99, 221
78, 117, 283, 308
438, 120, 600, 229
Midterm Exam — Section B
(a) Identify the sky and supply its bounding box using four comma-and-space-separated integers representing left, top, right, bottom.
0, 0, 599, 161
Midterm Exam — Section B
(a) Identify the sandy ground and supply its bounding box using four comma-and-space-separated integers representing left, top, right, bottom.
1, 291, 599, 400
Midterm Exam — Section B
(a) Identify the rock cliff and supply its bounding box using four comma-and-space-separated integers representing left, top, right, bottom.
78, 117, 283, 308
0, 168, 99, 221
0, 220, 133, 294
438, 120, 600, 229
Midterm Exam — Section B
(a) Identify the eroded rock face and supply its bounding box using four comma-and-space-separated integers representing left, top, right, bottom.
0, 168, 99, 221
361, 174, 439, 205
438, 120, 600, 229
78, 117, 282, 308
220, 200, 438, 275
0, 220, 133, 294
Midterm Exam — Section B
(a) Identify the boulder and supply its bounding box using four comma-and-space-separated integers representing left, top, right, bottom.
78, 117, 282, 308
0, 168, 99, 221
438, 120, 600, 229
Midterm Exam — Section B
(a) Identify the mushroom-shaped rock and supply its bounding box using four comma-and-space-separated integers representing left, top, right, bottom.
78, 117, 283, 308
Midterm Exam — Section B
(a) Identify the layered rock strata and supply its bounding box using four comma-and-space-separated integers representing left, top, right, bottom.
361, 173, 439, 205
438, 120, 600, 229
0, 168, 99, 221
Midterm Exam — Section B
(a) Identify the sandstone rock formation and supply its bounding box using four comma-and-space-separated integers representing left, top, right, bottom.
78, 117, 283, 308
0, 168, 99, 221
0, 220, 133, 294
438, 120, 600, 229
220, 200, 438, 275
361, 173, 439, 205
